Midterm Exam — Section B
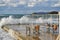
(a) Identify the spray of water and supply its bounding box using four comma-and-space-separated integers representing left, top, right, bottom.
0, 15, 58, 28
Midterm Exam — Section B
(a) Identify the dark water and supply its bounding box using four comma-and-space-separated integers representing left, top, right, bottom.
0, 14, 58, 19
0, 14, 26, 19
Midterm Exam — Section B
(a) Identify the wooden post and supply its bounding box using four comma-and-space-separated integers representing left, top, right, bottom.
46, 23, 50, 33
1, 26, 9, 32
56, 34, 60, 40
33, 25, 40, 40
52, 24, 58, 33
26, 26, 31, 36
1, 26, 24, 40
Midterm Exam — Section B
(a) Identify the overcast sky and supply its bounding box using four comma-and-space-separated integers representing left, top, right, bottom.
0, 0, 60, 14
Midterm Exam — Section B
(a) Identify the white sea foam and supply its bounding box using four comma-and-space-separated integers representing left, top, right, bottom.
0, 16, 20, 27
0, 15, 58, 27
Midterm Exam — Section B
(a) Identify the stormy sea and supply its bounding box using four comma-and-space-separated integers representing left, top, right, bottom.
0, 14, 59, 40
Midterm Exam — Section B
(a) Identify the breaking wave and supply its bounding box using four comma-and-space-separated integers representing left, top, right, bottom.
0, 15, 58, 27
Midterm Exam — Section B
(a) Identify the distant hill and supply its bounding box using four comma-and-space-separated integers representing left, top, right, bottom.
49, 11, 58, 14
32, 11, 58, 14
32, 12, 48, 14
